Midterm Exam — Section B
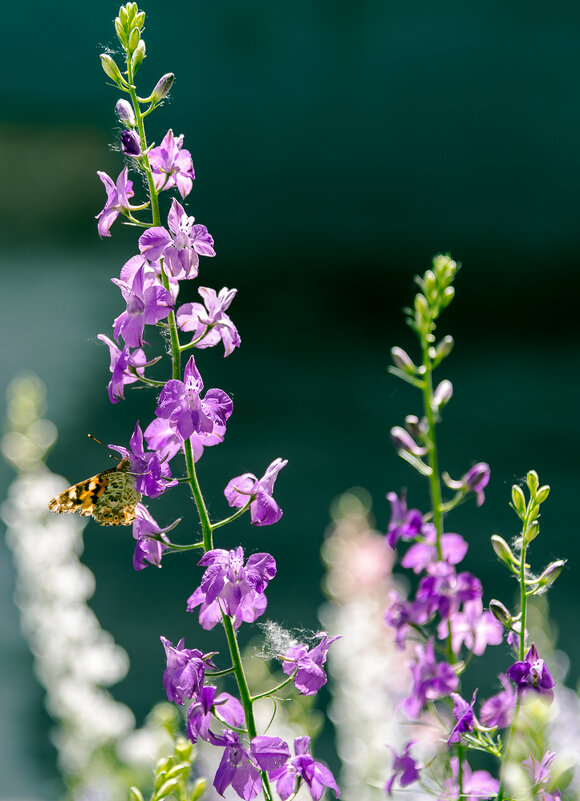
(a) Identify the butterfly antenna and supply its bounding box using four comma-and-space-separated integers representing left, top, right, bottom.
88, 434, 121, 462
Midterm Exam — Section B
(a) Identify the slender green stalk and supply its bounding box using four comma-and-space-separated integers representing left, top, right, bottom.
183, 438, 213, 551
221, 613, 273, 801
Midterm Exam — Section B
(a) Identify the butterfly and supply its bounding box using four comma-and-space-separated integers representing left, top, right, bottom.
48, 457, 141, 526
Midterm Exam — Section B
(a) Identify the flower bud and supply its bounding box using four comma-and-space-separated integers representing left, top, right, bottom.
100, 54, 125, 87
390, 426, 426, 456
489, 599, 512, 626
536, 484, 550, 504
537, 559, 566, 588
131, 39, 146, 73
491, 534, 516, 567
156, 778, 180, 799
116, 98, 136, 126
526, 470, 539, 496
129, 788, 144, 801
115, 17, 128, 46
391, 346, 416, 375
174, 737, 193, 761
511, 484, 526, 517
435, 334, 454, 361
121, 129, 141, 156
151, 72, 175, 103
524, 520, 540, 544
433, 379, 453, 408
441, 285, 455, 308
190, 779, 207, 801
134, 10, 146, 29
128, 26, 141, 52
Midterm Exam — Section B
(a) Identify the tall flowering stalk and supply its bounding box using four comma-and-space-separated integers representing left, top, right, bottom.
383, 256, 570, 799
51, 5, 341, 801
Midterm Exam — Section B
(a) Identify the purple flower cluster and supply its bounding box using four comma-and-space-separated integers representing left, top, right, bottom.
93, 25, 339, 801
160, 626, 340, 800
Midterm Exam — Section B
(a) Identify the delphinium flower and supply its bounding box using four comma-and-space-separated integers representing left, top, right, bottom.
380, 256, 566, 798
47, 5, 341, 800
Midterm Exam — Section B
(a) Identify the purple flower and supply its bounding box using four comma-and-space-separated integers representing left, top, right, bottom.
155, 355, 233, 440
384, 590, 430, 649
522, 751, 561, 800
224, 458, 288, 526
479, 674, 516, 729
445, 462, 491, 507
401, 528, 468, 574
404, 640, 459, 718
261, 736, 339, 801
385, 491, 423, 548
506, 643, 555, 699
148, 129, 195, 198
177, 286, 241, 357
416, 562, 482, 620
438, 599, 503, 657
385, 741, 420, 795
160, 636, 215, 705
144, 416, 226, 464
121, 129, 141, 156
250, 736, 292, 772
281, 633, 341, 695
119, 254, 179, 301
109, 422, 178, 498
139, 198, 215, 280
187, 685, 244, 745
96, 167, 134, 237
132, 503, 179, 570
439, 757, 499, 801
213, 730, 261, 800
111, 264, 173, 347
97, 334, 148, 404
447, 691, 477, 744
187, 547, 276, 630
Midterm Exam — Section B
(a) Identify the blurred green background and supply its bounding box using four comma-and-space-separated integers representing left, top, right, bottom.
2, 0, 580, 796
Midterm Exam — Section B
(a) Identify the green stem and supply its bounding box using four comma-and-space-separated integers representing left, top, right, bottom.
211, 502, 252, 531
251, 673, 296, 702
183, 438, 213, 551
221, 613, 273, 801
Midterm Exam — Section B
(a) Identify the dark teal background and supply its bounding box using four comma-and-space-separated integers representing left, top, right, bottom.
2, 1, 580, 796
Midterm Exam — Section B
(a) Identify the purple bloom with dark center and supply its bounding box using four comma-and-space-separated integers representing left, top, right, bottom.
258, 736, 339, 801
385, 741, 420, 795
132, 503, 179, 570
213, 730, 261, 800
155, 355, 233, 440
224, 458, 288, 526
386, 491, 423, 548
439, 757, 499, 801
144, 415, 226, 464
384, 590, 430, 649
148, 129, 195, 198
187, 547, 276, 630
187, 685, 245, 745
506, 643, 555, 699
160, 636, 216, 705
438, 599, 504, 657
109, 422, 178, 498
447, 691, 477, 744
111, 264, 173, 347
479, 674, 516, 729
97, 334, 148, 404
416, 562, 482, 620
177, 286, 241, 357
139, 198, 215, 280
281, 633, 341, 695
96, 167, 134, 237
120, 129, 141, 156
404, 639, 459, 718
401, 528, 468, 574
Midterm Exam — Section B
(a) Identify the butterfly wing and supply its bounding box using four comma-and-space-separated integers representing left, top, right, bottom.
48, 460, 141, 526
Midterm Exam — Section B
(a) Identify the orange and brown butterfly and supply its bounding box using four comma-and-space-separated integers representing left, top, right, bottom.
48, 457, 142, 526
